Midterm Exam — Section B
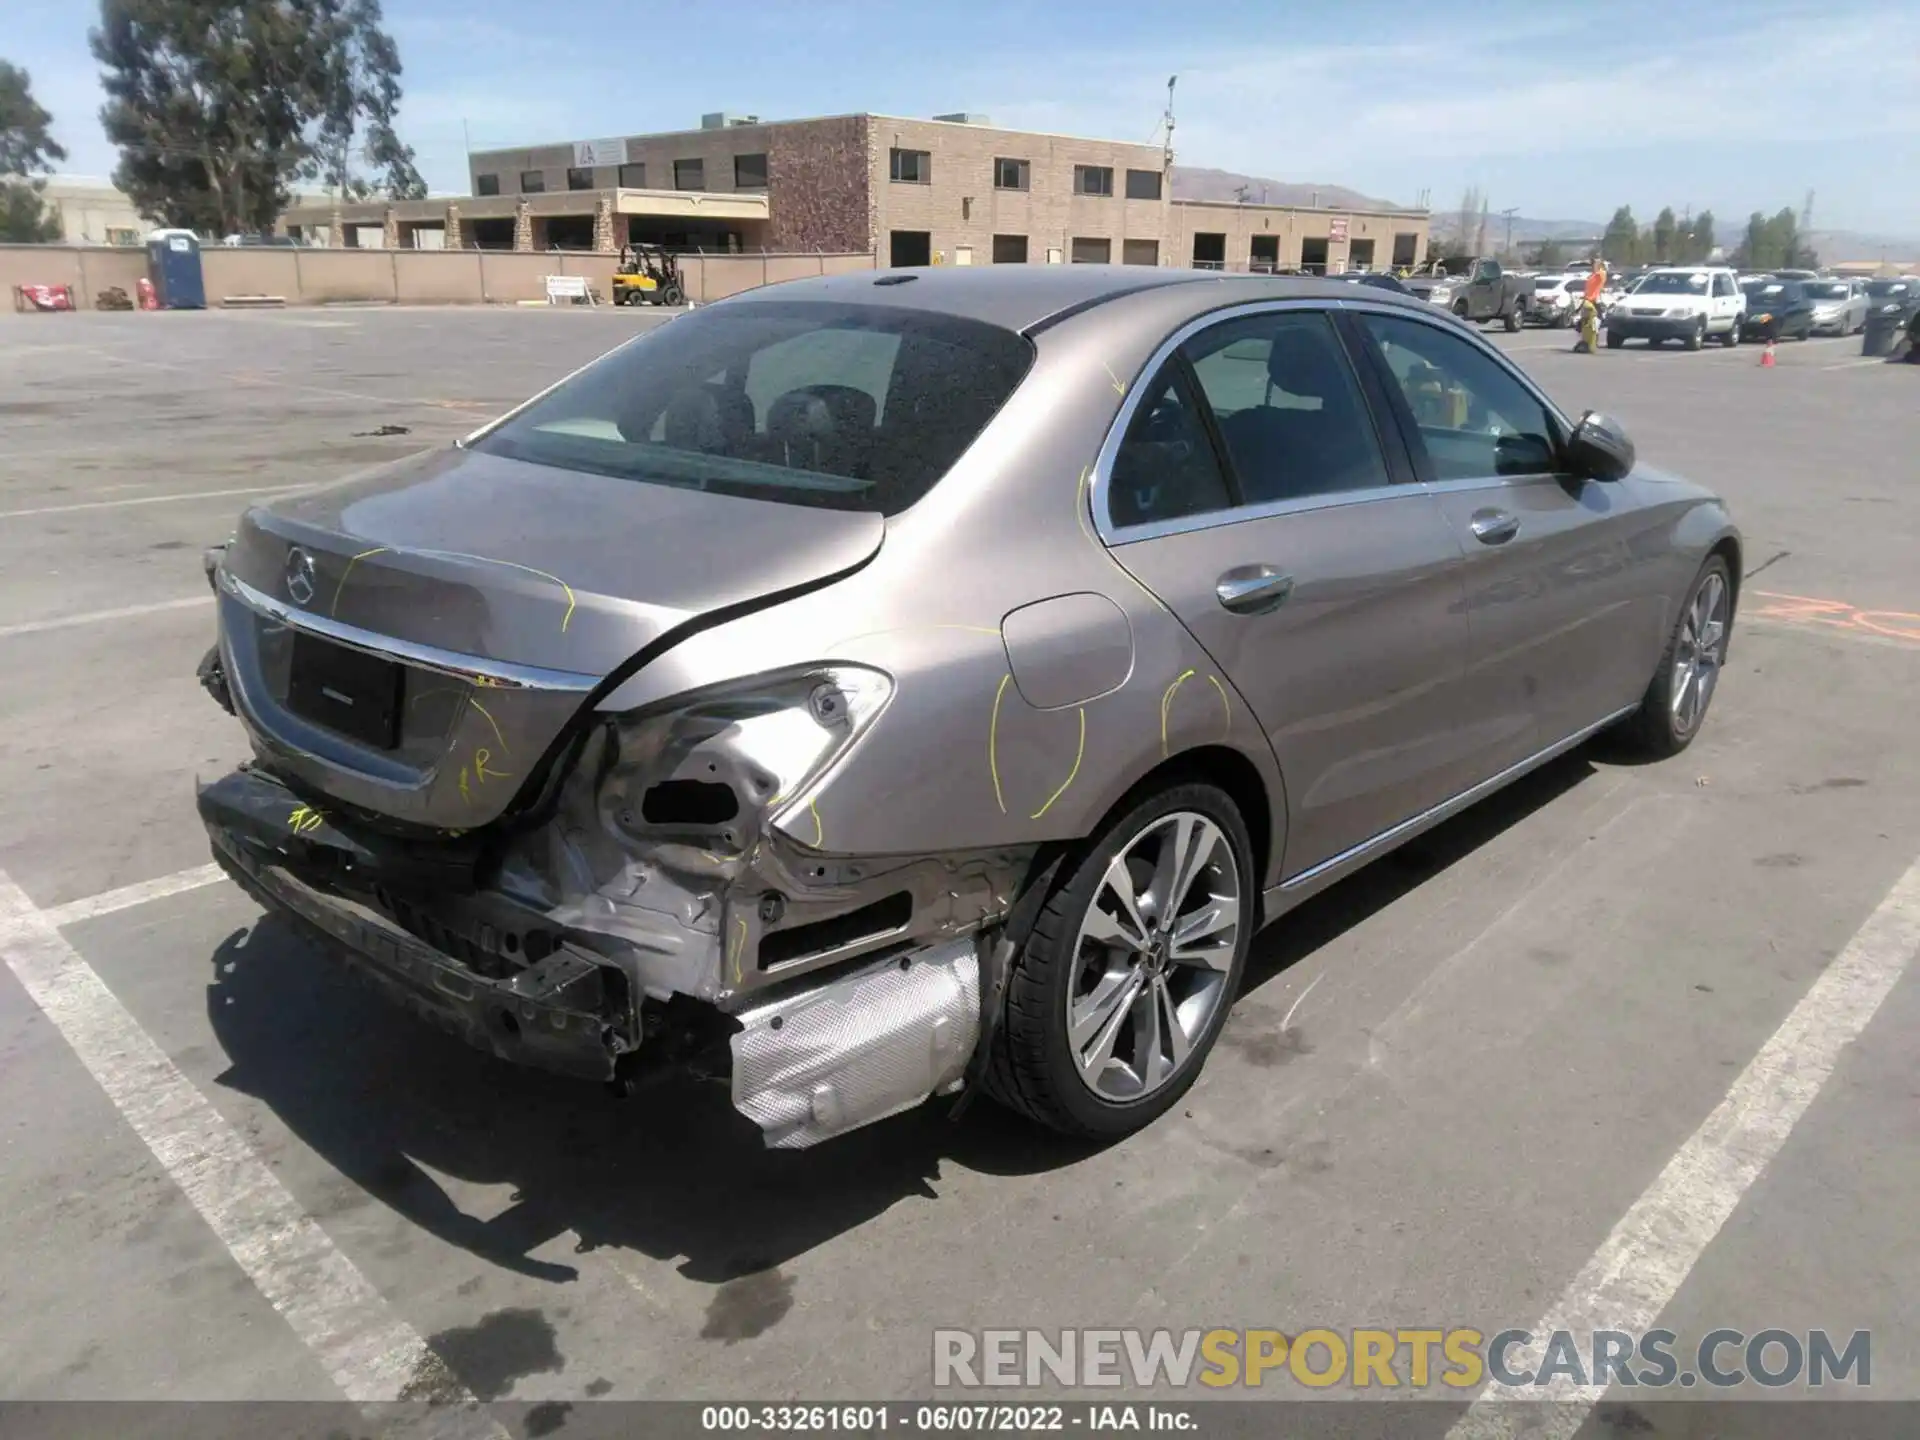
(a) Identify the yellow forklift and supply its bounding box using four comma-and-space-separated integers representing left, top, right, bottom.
612, 244, 686, 307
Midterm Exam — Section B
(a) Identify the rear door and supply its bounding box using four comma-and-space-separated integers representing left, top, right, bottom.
1346, 307, 1665, 770
1097, 303, 1478, 879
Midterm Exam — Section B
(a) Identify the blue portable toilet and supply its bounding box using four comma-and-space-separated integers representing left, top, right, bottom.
145, 228, 207, 309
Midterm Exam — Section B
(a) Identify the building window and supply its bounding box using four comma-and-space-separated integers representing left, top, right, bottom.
618, 162, 647, 188
1122, 239, 1159, 266
734, 152, 769, 189
994, 157, 1029, 191
992, 234, 1028, 264
889, 148, 931, 183
475, 173, 500, 196
519, 170, 545, 194
674, 158, 705, 190
1070, 237, 1112, 264
1392, 232, 1420, 267
1124, 169, 1162, 201
1074, 166, 1113, 197
566, 166, 594, 191
1192, 233, 1226, 269
105, 227, 141, 246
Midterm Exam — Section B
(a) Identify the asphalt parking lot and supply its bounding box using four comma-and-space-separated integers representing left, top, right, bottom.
2, 303, 1916, 1433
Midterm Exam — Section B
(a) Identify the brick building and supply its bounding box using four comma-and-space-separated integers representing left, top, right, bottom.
284, 111, 1429, 274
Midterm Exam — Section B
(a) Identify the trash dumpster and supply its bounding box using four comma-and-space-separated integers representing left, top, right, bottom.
1861, 305, 1903, 358
145, 228, 207, 310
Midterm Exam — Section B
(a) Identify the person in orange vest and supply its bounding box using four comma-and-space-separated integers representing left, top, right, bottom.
1575, 257, 1607, 353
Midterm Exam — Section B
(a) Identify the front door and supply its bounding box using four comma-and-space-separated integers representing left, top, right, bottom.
1350, 310, 1663, 765
1099, 306, 1476, 878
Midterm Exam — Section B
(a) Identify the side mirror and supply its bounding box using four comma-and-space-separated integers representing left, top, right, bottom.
1568, 411, 1635, 481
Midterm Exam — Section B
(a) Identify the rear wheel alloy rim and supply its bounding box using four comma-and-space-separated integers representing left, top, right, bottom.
1671, 571, 1729, 734
1067, 812, 1240, 1103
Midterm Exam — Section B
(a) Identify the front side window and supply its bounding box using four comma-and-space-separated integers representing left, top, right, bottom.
1360, 313, 1559, 482
1184, 312, 1390, 504
474, 302, 1032, 516
1108, 365, 1235, 529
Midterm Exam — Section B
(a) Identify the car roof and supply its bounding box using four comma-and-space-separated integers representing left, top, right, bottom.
714, 265, 1441, 334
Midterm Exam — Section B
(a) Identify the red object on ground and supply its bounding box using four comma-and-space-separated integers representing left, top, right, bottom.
1760, 340, 1777, 368
12, 283, 75, 312
136, 277, 158, 311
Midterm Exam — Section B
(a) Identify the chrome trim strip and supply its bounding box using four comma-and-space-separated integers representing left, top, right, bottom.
220, 570, 599, 693
1109, 482, 1412, 546
1279, 703, 1638, 892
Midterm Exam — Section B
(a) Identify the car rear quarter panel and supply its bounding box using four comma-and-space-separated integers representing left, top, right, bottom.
594, 281, 1295, 886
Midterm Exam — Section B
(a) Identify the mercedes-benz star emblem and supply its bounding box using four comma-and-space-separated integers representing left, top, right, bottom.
285, 546, 316, 606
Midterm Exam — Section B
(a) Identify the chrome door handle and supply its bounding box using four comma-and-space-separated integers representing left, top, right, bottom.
1215, 567, 1294, 614
1469, 509, 1520, 546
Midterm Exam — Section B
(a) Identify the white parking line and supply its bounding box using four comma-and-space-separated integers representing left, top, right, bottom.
0, 867, 493, 1423
0, 484, 297, 519
0, 596, 210, 640
41, 863, 230, 928
1447, 853, 1920, 1440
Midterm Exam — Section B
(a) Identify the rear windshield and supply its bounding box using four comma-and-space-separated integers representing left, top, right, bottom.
473, 301, 1034, 515
1744, 281, 1796, 299
1867, 280, 1914, 297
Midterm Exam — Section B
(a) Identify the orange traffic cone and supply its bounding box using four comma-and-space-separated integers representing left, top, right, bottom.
1760, 339, 1776, 368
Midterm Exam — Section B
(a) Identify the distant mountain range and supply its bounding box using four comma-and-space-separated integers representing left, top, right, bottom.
1170, 167, 1412, 213
1172, 169, 1920, 262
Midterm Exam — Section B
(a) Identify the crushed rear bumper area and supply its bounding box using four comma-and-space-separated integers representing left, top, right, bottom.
198, 765, 988, 1145
200, 767, 631, 1082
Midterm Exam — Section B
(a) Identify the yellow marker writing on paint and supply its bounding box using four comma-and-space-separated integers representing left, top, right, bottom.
458, 767, 472, 803
473, 747, 511, 784
987, 672, 1012, 814
286, 805, 325, 834
1029, 707, 1086, 821
1160, 669, 1196, 757
1206, 673, 1231, 734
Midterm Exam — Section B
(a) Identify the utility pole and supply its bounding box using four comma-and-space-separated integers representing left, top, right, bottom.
1500, 206, 1519, 257
1160, 76, 1177, 178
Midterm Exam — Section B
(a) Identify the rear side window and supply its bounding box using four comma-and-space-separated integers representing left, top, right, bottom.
475, 302, 1032, 515
1183, 312, 1391, 503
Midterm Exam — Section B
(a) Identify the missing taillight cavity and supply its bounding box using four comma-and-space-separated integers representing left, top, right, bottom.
641, 779, 740, 826
759, 891, 913, 969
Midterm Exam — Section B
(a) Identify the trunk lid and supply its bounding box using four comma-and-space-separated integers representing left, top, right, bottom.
217, 446, 882, 831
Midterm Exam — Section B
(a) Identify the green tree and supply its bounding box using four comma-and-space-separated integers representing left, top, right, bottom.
1763, 207, 1799, 270
0, 60, 67, 242
91, 0, 423, 235
1601, 205, 1640, 264
310, 0, 424, 201
1736, 211, 1769, 268
1652, 206, 1677, 263
1529, 238, 1565, 268
1687, 210, 1715, 263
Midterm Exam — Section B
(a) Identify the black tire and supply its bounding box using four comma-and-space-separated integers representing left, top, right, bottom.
1504, 302, 1525, 333
1684, 317, 1705, 351
1606, 330, 1626, 349
1720, 317, 1741, 348
983, 781, 1255, 1139
1614, 555, 1733, 759
1453, 300, 1469, 318
659, 283, 684, 307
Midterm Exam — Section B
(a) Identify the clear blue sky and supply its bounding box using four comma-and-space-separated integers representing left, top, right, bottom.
11, 0, 1919, 239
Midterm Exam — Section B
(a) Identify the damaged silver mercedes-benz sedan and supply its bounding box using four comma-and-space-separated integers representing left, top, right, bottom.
196, 267, 1739, 1147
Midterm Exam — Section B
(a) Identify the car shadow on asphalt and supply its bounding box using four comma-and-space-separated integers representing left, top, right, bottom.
199, 748, 1602, 1292
1237, 748, 1601, 995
